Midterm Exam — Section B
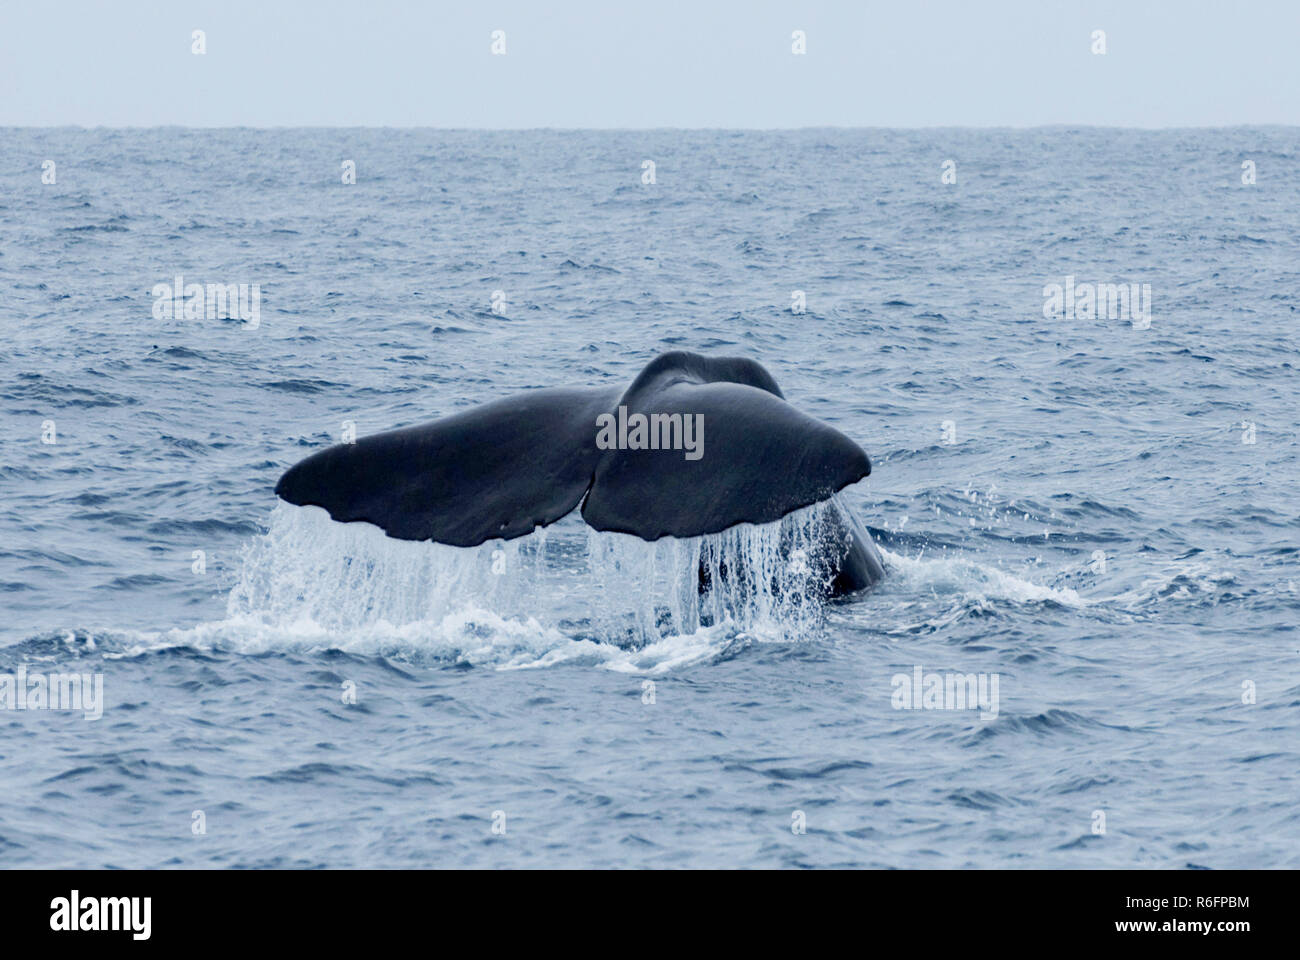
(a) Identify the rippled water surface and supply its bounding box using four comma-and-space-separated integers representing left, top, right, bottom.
1, 128, 1297, 868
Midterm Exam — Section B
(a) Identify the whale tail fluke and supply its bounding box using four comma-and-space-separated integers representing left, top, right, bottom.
275, 352, 872, 554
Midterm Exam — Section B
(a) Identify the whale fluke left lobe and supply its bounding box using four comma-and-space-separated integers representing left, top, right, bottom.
274, 385, 618, 546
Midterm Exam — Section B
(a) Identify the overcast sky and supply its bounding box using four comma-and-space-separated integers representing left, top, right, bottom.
1, 0, 1296, 127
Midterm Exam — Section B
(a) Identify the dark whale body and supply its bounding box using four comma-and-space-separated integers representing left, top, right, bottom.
275, 351, 885, 596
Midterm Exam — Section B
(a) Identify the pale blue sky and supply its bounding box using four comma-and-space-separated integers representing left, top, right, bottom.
1, 0, 1296, 127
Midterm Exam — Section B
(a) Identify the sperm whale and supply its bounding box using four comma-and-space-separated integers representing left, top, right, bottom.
274, 351, 885, 596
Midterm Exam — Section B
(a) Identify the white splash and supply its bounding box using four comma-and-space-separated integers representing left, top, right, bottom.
877, 546, 1087, 607
202, 499, 851, 669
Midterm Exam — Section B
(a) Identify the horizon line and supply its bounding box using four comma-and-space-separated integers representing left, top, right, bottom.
4, 123, 1298, 132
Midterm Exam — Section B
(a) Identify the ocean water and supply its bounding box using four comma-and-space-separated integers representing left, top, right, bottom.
1, 128, 1297, 869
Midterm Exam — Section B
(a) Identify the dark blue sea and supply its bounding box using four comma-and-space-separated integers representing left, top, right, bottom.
1, 128, 1297, 868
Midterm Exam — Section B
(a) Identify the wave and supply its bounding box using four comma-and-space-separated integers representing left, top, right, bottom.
27, 496, 1246, 672
14, 497, 1125, 671
875, 545, 1087, 608
78, 500, 857, 672
12, 494, 1256, 672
